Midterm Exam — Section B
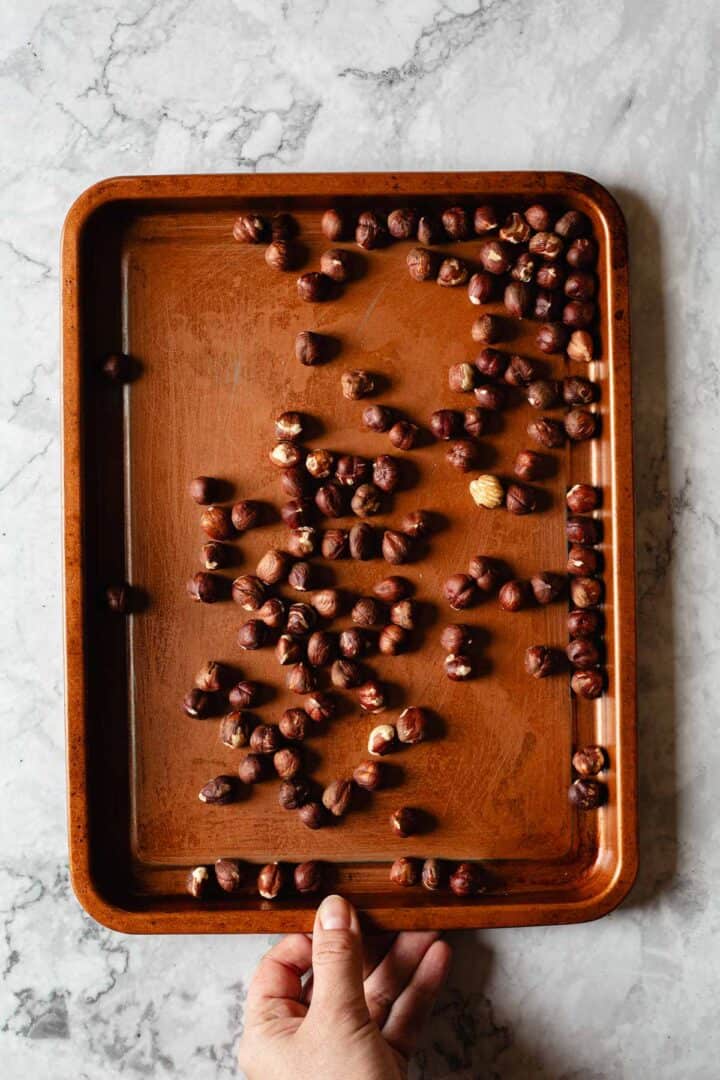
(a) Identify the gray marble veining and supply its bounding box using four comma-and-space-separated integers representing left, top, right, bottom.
1, 0, 719, 1076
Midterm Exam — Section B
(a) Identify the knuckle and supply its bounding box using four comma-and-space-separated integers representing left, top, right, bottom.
366, 985, 396, 1016
313, 931, 357, 964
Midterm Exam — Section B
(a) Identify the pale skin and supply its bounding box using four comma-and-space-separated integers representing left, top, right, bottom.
238, 893, 452, 1080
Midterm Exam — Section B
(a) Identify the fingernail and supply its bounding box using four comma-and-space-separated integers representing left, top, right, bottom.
318, 894, 352, 930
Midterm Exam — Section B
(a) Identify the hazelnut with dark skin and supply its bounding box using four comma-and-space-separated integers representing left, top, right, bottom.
565, 408, 598, 441
430, 409, 462, 440
443, 573, 478, 610
468, 556, 505, 593
200, 505, 236, 541
568, 778, 605, 810
445, 654, 473, 680
498, 579, 529, 612
446, 441, 479, 472
567, 515, 602, 545
536, 322, 569, 354
237, 620, 267, 650
297, 272, 333, 302
530, 571, 565, 605
321, 529, 349, 560
363, 405, 394, 432
388, 420, 420, 450
188, 476, 218, 504
570, 576, 603, 608
257, 863, 285, 900
527, 417, 566, 448
474, 347, 508, 380
352, 759, 383, 790
566, 484, 600, 513
238, 753, 266, 784
297, 802, 327, 829
440, 623, 474, 653
504, 354, 541, 387
406, 247, 438, 282
286, 662, 317, 694
321, 248, 353, 282
389, 806, 421, 838
471, 314, 502, 343
378, 624, 410, 655
279, 708, 310, 742
571, 669, 605, 699
390, 857, 420, 886
373, 455, 401, 493
524, 645, 563, 678
388, 207, 418, 239
568, 609, 603, 638
449, 862, 483, 896
294, 861, 324, 894
286, 601, 317, 637
321, 208, 348, 241
572, 746, 607, 776
187, 572, 225, 603
322, 779, 353, 817
228, 680, 259, 710
467, 272, 495, 305
382, 530, 413, 565
566, 637, 601, 669
514, 450, 547, 481
505, 483, 538, 515
349, 522, 377, 559
567, 545, 601, 577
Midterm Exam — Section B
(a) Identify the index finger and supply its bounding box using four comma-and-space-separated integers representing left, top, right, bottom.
245, 933, 313, 1023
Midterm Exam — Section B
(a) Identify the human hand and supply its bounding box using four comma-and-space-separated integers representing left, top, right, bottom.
238, 893, 451, 1080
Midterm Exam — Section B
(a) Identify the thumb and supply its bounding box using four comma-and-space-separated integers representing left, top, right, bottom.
307, 894, 370, 1027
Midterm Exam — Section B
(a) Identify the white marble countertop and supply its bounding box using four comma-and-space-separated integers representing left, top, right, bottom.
1, 1, 718, 1076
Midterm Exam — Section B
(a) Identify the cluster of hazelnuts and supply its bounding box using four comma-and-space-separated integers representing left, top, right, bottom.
390, 857, 485, 895
567, 744, 608, 811
186, 857, 327, 900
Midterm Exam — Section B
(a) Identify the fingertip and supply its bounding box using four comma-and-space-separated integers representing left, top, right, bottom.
316, 893, 354, 931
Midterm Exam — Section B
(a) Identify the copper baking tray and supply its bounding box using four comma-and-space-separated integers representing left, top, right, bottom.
62, 171, 636, 933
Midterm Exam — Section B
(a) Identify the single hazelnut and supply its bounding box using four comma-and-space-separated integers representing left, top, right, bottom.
422, 858, 444, 891
295, 330, 329, 366
499, 211, 531, 244
232, 213, 267, 243
406, 246, 438, 282
463, 407, 488, 440
524, 203, 552, 230
186, 866, 209, 899
182, 688, 214, 718
294, 860, 324, 894
498, 579, 529, 612
351, 483, 383, 518
379, 623, 409, 655
342, 369, 375, 400
228, 680, 259, 710
315, 481, 345, 518
194, 660, 231, 693
256, 549, 292, 586
443, 573, 478, 610
265, 240, 298, 271
530, 571, 566, 605
526, 379, 561, 410
449, 862, 483, 896
321, 208, 347, 240
276, 633, 304, 666
330, 659, 364, 689
382, 530, 413, 565
442, 205, 471, 239
566, 329, 595, 363
281, 498, 315, 529
536, 322, 569, 354
363, 404, 394, 432
390, 598, 419, 630
555, 210, 591, 238
200, 505, 236, 541
524, 645, 562, 678
321, 247, 353, 282
511, 251, 537, 283
349, 522, 377, 559
504, 354, 541, 387
570, 577, 603, 609
105, 583, 134, 614
356, 210, 388, 249
198, 775, 236, 804
417, 214, 444, 245
440, 624, 474, 652
430, 408, 462, 440
474, 204, 499, 233
304, 448, 333, 481
513, 449, 547, 481
352, 597, 386, 627
269, 441, 304, 470
102, 352, 133, 382
388, 420, 420, 450
388, 207, 419, 239
288, 527, 318, 558
373, 455, 401, 493
566, 637, 601, 669
322, 778, 353, 817
238, 753, 266, 784
479, 239, 512, 274
567, 515, 601, 545
567, 238, 597, 268
568, 609, 603, 638
305, 692, 336, 723
201, 542, 228, 570
220, 711, 254, 749
567, 544, 600, 577
231, 574, 266, 611
504, 281, 534, 318
374, 575, 411, 604
571, 669, 605, 699
257, 863, 285, 900
529, 230, 564, 259
473, 384, 506, 411
298, 802, 328, 829
230, 499, 261, 533
565, 408, 598, 441
215, 859, 245, 893
390, 857, 420, 887
187, 572, 224, 603
563, 300, 595, 329
563, 376, 596, 406
311, 588, 343, 618
534, 289, 563, 321
281, 467, 311, 499
448, 362, 475, 393
568, 778, 605, 810
469, 474, 504, 509
467, 272, 494, 305
271, 212, 298, 241
447, 440, 479, 472
573, 745, 607, 777
336, 454, 371, 486
287, 661, 317, 694
565, 271, 596, 301
339, 628, 371, 659
321, 529, 349, 560
527, 417, 566, 448
237, 619, 267, 650
505, 483, 538, 516
566, 484, 600, 513
275, 410, 304, 442
278, 777, 311, 810
445, 654, 473, 680
390, 806, 420, 837
188, 476, 217, 504
471, 313, 502, 343
249, 723, 281, 755
357, 679, 387, 713
368, 724, 396, 755
353, 759, 383, 790
397, 706, 430, 744
536, 263, 565, 290
274, 746, 303, 780
437, 256, 469, 287
307, 630, 337, 667
474, 347, 508, 380
279, 707, 310, 742
297, 271, 333, 302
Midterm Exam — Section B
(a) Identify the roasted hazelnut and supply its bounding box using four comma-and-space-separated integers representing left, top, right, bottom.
388, 207, 419, 239
536, 322, 569, 354
390, 857, 420, 886
331, 659, 364, 689
194, 660, 230, 693
421, 858, 444, 891
295, 330, 329, 366
524, 203, 552, 231
297, 271, 333, 302
463, 407, 488, 440
349, 521, 377, 559
356, 210, 389, 249
257, 862, 284, 900
536, 263, 565, 291
275, 411, 303, 443
447, 440, 479, 472
468, 555, 505, 593
568, 608, 603, 638
306, 692, 337, 723
182, 688, 214, 718
271, 212, 298, 241
567, 545, 600, 577
269, 440, 304, 470
524, 645, 562, 678
474, 347, 508, 380
527, 379, 561, 410
238, 753, 266, 784
528, 230, 564, 259
351, 483, 382, 518
288, 526, 318, 558
445, 654, 473, 680
566, 637, 601, 669
430, 408, 461, 440
390, 598, 419, 630
186, 866, 209, 898
437, 256, 469, 287
187, 572, 224, 604
474, 384, 506, 411
339, 627, 371, 659
230, 500, 261, 534
215, 859, 245, 894
570, 576, 603, 609
294, 860, 324, 894
443, 573, 478, 610
321, 529, 348, 560
479, 239, 512, 275
200, 505, 235, 541
498, 579, 529, 612
368, 723, 396, 755
199, 775, 236, 804
379, 623, 409, 655
201, 542, 228, 570
513, 449, 547, 481
406, 246, 438, 282
307, 630, 337, 667
298, 802, 328, 829
511, 251, 536, 283
220, 711, 254, 749
276, 633, 304, 666
382, 530, 413, 565
229, 680, 259, 710
530, 571, 566, 605
321, 208, 347, 241
279, 707, 310, 742
566, 484, 600, 513
505, 483, 538, 516
231, 574, 266, 611
565, 408, 598, 441
499, 210, 531, 244
473, 204, 498, 233
555, 210, 590, 239
467, 272, 494, 305
388, 420, 420, 450
336, 454, 371, 487
374, 575, 411, 603
469, 473, 504, 509
249, 723, 281, 755
315, 481, 345, 518
471, 313, 502, 344
303, 449, 332, 482
504, 354, 541, 387
447, 363, 475, 395
281, 467, 311, 499
568, 778, 605, 810
287, 661, 317, 694
353, 759, 383, 790
563, 375, 596, 406
287, 602, 323, 641
567, 237, 597, 268
357, 679, 387, 713
342, 369, 375, 400
571, 669, 605, 699
390, 806, 420, 838
278, 777, 311, 810
352, 597, 385, 627
188, 475, 217, 504
504, 281, 534, 318
449, 862, 482, 896
395, 706, 429, 745
533, 289, 563, 321
442, 205, 471, 239
527, 416, 565, 448
102, 351, 133, 382
373, 455, 401, 493
363, 404, 394, 432
573, 745, 606, 777
281, 498, 315, 529
321, 247, 353, 282
274, 746, 303, 780
563, 300, 595, 329
566, 515, 601, 545
256, 549, 292, 585
237, 620, 267, 650
565, 271, 596, 301
440, 623, 474, 652
311, 588, 343, 619
232, 213, 267, 243
417, 214, 444, 245
265, 239, 298, 271
322, 778, 353, 817
566, 329, 594, 364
